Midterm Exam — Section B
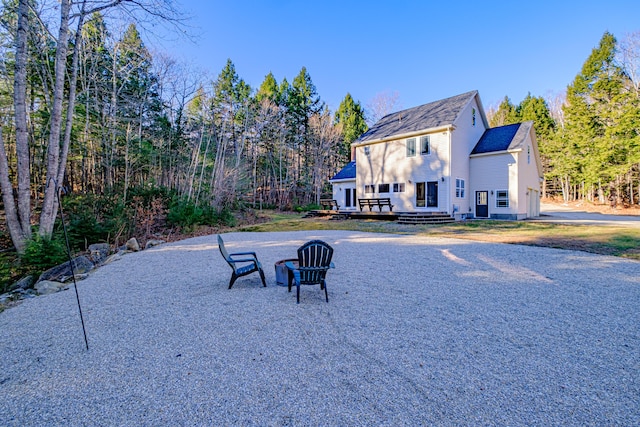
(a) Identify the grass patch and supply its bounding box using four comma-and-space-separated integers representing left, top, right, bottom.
241, 212, 640, 261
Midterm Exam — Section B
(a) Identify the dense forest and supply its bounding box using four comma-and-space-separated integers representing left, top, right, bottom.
489, 31, 640, 207
0, 0, 639, 261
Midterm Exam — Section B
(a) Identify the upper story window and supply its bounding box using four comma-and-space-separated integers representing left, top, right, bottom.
472, 108, 476, 126
406, 138, 416, 157
378, 184, 390, 193
496, 190, 509, 207
420, 136, 430, 155
364, 146, 370, 156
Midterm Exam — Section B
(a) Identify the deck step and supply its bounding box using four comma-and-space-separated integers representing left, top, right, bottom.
329, 213, 349, 221
396, 213, 455, 224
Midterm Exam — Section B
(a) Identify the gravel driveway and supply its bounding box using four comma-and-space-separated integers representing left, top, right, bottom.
1, 230, 639, 426
536, 203, 640, 228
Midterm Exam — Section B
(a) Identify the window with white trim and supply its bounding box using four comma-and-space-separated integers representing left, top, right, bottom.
378, 183, 390, 193
365, 184, 375, 194
393, 183, 405, 192
455, 179, 465, 198
496, 190, 509, 207
420, 136, 430, 155
406, 138, 416, 157
364, 146, 370, 156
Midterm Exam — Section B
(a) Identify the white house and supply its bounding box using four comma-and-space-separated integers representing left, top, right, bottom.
329, 90, 543, 220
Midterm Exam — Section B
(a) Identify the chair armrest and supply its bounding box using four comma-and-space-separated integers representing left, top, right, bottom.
284, 261, 298, 271
229, 256, 259, 264
230, 251, 258, 258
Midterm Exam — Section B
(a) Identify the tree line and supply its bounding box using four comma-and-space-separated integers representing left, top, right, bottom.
488, 31, 640, 206
0, 0, 368, 254
0, 2, 638, 257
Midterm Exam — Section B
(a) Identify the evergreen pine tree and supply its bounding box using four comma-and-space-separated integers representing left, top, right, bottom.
334, 93, 368, 161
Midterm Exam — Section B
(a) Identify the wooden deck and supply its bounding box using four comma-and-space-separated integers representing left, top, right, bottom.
304, 210, 455, 224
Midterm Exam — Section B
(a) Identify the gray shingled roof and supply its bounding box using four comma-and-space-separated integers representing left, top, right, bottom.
471, 121, 533, 155
330, 161, 356, 181
357, 90, 478, 143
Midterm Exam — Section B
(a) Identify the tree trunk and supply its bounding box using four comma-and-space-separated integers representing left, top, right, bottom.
56, 8, 86, 195
39, 0, 72, 238
0, 0, 32, 252
14, 0, 32, 244
0, 126, 29, 252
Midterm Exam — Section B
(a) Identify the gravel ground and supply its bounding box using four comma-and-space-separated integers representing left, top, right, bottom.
1, 230, 639, 426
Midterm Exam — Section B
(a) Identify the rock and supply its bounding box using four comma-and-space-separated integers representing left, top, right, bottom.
34, 280, 65, 295
9, 275, 35, 292
37, 256, 95, 283
88, 243, 110, 265
103, 252, 123, 265
125, 238, 140, 252
144, 239, 165, 249
23, 289, 37, 298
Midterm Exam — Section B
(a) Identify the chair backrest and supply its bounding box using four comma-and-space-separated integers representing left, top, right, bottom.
297, 240, 333, 284
218, 235, 235, 268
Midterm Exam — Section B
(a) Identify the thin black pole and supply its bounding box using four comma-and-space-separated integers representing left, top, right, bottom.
52, 179, 89, 351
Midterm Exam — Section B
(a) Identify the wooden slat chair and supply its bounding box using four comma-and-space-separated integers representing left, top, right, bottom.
218, 235, 266, 289
285, 240, 335, 304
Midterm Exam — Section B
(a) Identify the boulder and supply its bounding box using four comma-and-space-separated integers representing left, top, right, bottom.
103, 252, 123, 265
34, 280, 65, 295
125, 238, 140, 252
9, 275, 35, 292
37, 256, 95, 283
88, 243, 110, 265
145, 239, 165, 249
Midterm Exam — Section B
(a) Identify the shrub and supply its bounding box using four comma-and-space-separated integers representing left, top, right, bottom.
167, 198, 236, 230
20, 235, 68, 275
0, 253, 20, 293
294, 203, 321, 212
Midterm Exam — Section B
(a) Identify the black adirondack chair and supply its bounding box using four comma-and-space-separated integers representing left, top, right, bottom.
285, 240, 335, 303
218, 235, 266, 289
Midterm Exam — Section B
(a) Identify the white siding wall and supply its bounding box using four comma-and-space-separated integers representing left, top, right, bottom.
470, 153, 518, 217
450, 96, 488, 215
331, 180, 357, 210
355, 131, 450, 212
517, 131, 542, 217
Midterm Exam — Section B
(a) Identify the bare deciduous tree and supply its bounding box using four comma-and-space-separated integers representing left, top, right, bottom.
366, 90, 401, 126
619, 30, 640, 95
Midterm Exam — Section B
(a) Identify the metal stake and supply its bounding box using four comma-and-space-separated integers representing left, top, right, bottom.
52, 179, 89, 351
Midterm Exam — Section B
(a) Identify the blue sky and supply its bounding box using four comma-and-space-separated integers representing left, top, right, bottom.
159, 0, 640, 115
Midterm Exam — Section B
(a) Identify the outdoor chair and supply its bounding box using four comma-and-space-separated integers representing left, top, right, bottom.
286, 240, 335, 303
218, 235, 266, 289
